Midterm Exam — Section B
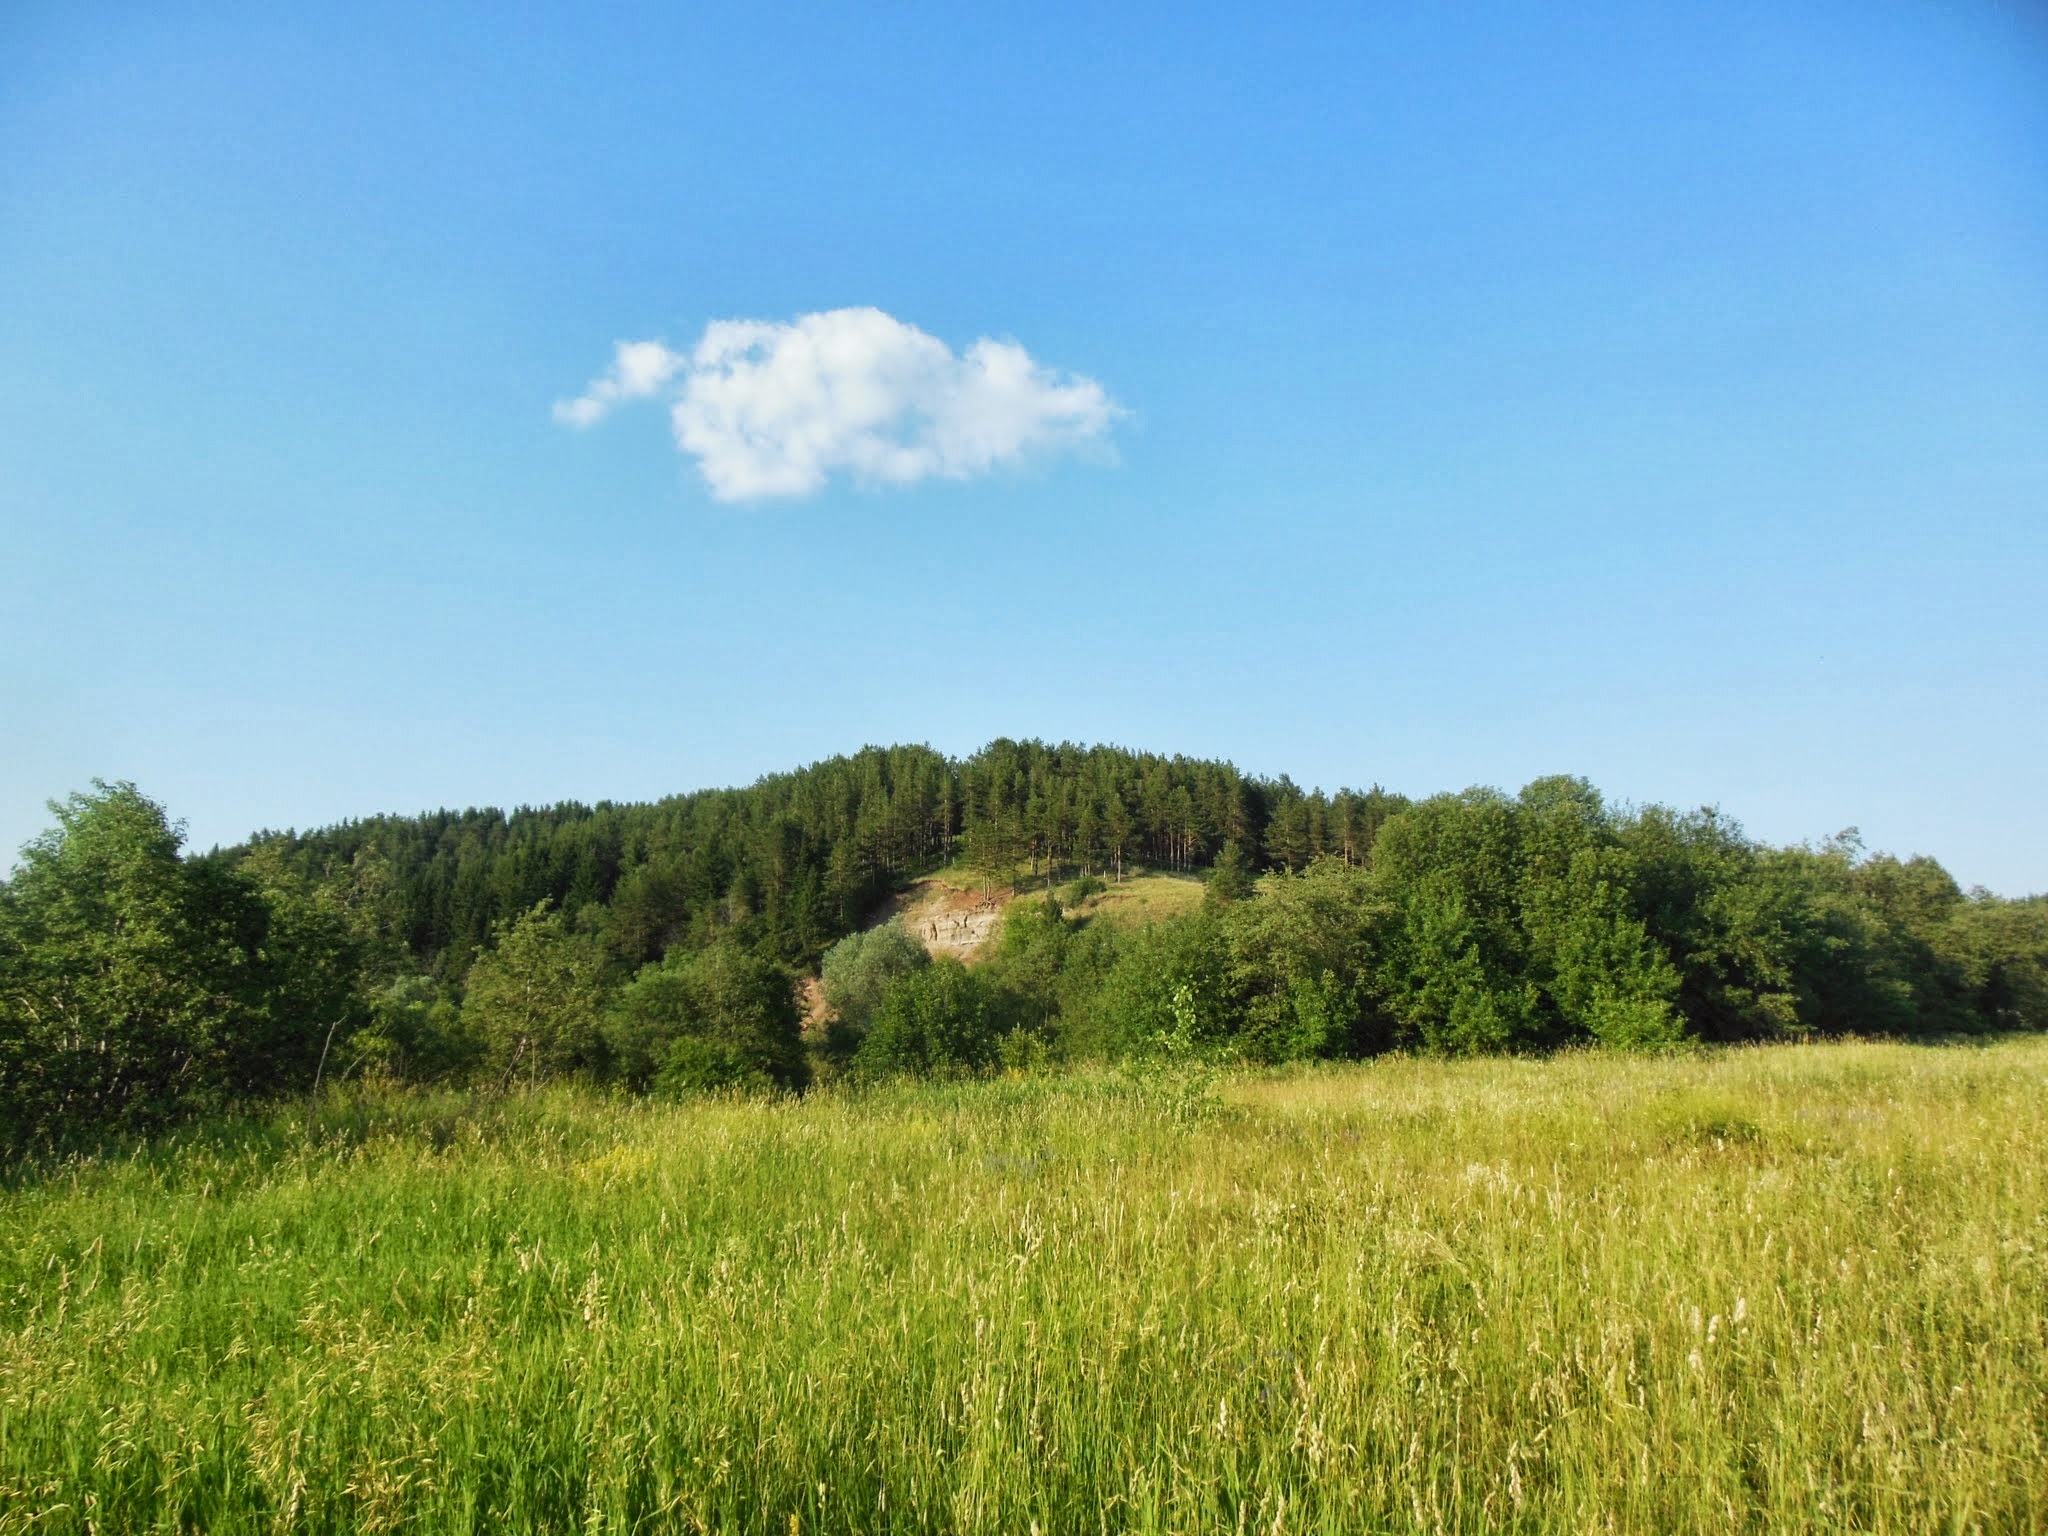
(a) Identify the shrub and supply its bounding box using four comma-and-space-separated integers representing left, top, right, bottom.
984, 895, 1069, 1031
1061, 913, 1237, 1061
605, 943, 808, 1096
464, 903, 610, 1086
819, 920, 929, 1038
855, 958, 1008, 1077
1203, 842, 1255, 908
1062, 874, 1106, 905
348, 975, 476, 1082
0, 782, 361, 1152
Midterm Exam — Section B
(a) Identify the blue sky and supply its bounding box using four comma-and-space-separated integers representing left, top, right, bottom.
3, 1, 2044, 893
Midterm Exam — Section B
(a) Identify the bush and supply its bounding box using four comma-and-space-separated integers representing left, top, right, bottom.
819, 920, 929, 1038
1062, 874, 1106, 905
1203, 842, 1255, 908
348, 975, 476, 1082
654, 1035, 778, 1097
0, 782, 362, 1153
1060, 913, 1237, 1061
464, 903, 610, 1086
984, 895, 1069, 1032
1220, 859, 1390, 1060
605, 943, 809, 1096
855, 958, 1009, 1077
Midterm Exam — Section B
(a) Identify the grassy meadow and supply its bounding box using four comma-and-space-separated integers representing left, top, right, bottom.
907, 864, 1207, 935
2, 1038, 2044, 1534
1053, 871, 1209, 931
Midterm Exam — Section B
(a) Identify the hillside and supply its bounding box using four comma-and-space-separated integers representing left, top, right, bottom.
220, 739, 1402, 980
859, 868, 1210, 966
1056, 869, 1208, 928
5, 747, 2045, 1150
869, 876, 1006, 959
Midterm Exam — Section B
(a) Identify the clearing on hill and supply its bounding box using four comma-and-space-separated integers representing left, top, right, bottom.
856, 868, 1210, 966
1057, 869, 1206, 927
866, 877, 1007, 960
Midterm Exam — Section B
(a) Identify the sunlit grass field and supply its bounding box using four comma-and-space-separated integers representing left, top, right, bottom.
1055, 870, 1208, 929
3, 1039, 2044, 1533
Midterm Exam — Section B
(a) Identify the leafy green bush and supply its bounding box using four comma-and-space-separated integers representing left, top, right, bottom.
1220, 859, 1390, 1060
347, 974, 476, 1082
983, 895, 1069, 1032
1061, 874, 1106, 904
0, 782, 362, 1153
855, 958, 1009, 1077
464, 903, 610, 1086
1062, 913, 1237, 1061
819, 920, 929, 1038
606, 942, 808, 1096
1202, 841, 1255, 908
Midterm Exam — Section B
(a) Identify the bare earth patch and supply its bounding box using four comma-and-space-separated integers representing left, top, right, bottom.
864, 878, 1006, 960
851, 868, 1206, 969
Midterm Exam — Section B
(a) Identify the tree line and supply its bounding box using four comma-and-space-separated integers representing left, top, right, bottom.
220, 740, 1399, 977
3, 747, 2044, 1153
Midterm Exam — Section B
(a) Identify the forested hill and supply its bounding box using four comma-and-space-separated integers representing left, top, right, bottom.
216, 740, 1407, 977
8, 738, 2047, 1152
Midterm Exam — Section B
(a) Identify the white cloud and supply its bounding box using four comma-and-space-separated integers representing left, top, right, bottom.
554, 307, 1121, 500
551, 339, 686, 427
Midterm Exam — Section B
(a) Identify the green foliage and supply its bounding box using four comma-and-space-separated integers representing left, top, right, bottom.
606, 942, 808, 1097
1389, 883, 1544, 1053
1203, 839, 1255, 908
1943, 894, 2048, 1030
462, 903, 609, 1086
10, 752, 2047, 1123
1515, 780, 1683, 1049
1064, 912, 1237, 1060
1060, 873, 1106, 904
226, 845, 370, 1090
226, 741, 1408, 985
818, 919, 929, 1038
983, 894, 1069, 1032
866, 776, 2047, 1070
0, 783, 359, 1151
1370, 793, 1543, 1052
1759, 840, 1922, 1037
854, 957, 1008, 1077
346, 974, 475, 1082
1221, 859, 1390, 1059
1618, 806, 1807, 1039
1851, 853, 1978, 1030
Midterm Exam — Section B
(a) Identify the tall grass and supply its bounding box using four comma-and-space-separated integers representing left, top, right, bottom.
2, 1039, 2044, 1533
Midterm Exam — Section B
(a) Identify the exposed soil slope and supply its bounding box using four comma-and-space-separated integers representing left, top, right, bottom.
869, 878, 1006, 960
